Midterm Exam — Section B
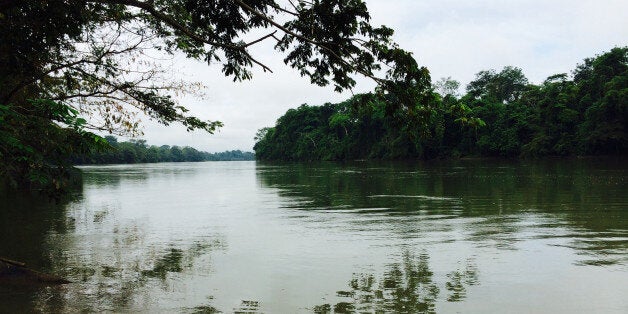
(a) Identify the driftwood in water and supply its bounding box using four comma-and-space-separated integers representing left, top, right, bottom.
0, 257, 26, 267
0, 257, 71, 285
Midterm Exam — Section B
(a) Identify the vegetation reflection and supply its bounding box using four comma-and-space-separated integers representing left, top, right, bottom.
0, 192, 81, 312
189, 298, 262, 314
0, 192, 226, 312
256, 159, 628, 266
313, 251, 478, 314
35, 239, 225, 312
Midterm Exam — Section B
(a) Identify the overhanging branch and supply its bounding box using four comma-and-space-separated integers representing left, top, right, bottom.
89, 0, 273, 73
232, 0, 383, 84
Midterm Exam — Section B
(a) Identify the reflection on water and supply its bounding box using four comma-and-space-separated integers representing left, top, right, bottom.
20, 239, 225, 312
256, 159, 628, 266
1, 165, 227, 312
187, 299, 262, 314
1, 160, 627, 313
0, 193, 79, 313
445, 259, 478, 302
314, 251, 478, 314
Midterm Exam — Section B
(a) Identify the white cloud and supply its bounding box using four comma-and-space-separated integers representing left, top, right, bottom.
133, 0, 628, 152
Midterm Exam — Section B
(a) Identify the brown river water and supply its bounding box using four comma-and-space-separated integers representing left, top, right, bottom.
1, 159, 626, 313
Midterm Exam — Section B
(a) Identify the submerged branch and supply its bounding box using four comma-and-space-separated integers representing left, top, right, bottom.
0, 257, 71, 285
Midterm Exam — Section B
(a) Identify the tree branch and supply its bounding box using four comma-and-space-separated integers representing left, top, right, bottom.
243, 30, 277, 48
90, 0, 273, 73
4, 30, 148, 104
232, 0, 383, 84
270, 2, 298, 16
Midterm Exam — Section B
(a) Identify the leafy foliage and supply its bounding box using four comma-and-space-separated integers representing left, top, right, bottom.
0, 100, 107, 197
1, 0, 427, 194
255, 47, 628, 160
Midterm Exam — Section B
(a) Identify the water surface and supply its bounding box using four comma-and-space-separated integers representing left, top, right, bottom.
1, 159, 627, 313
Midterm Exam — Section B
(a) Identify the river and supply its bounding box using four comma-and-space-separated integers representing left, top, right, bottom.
1, 159, 627, 313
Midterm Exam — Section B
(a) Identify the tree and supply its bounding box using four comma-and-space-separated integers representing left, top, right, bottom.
0, 99, 108, 197
466, 66, 528, 104
574, 47, 627, 154
1, 0, 431, 194
433, 77, 460, 98
254, 47, 627, 161
2, 0, 428, 127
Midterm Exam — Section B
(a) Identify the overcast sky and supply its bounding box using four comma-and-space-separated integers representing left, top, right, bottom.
134, 0, 628, 152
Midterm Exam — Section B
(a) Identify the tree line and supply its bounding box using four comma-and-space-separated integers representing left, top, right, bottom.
254, 47, 627, 161
73, 136, 254, 164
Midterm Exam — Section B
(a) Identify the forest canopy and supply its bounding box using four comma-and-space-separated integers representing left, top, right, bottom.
73, 136, 254, 164
254, 47, 628, 161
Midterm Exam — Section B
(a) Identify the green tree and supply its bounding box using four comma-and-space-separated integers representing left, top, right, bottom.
433, 77, 460, 98
1, 0, 429, 194
574, 47, 627, 154
521, 74, 577, 156
466, 66, 529, 104
0, 100, 108, 197
254, 48, 627, 161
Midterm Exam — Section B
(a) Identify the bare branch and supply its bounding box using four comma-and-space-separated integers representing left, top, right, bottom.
246, 53, 273, 73
51, 89, 120, 101
286, 0, 299, 12
243, 30, 277, 48
270, 2, 298, 16
4, 28, 151, 104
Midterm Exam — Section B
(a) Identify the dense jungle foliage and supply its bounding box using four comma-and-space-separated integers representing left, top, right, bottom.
73, 136, 254, 164
254, 47, 628, 161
